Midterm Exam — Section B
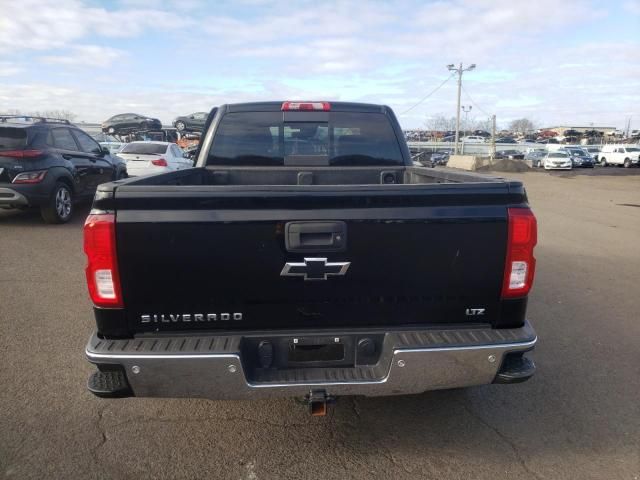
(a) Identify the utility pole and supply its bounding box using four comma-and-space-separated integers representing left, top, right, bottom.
491, 114, 496, 162
447, 63, 476, 155
462, 106, 472, 136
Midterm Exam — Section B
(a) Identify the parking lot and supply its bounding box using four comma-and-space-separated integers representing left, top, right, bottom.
1, 169, 638, 480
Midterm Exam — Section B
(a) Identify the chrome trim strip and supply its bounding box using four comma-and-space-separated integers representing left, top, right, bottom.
395, 337, 537, 354
86, 351, 238, 360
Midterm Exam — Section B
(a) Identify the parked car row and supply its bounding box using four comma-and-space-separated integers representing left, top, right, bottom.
0, 114, 202, 223
529, 144, 640, 169
405, 128, 640, 145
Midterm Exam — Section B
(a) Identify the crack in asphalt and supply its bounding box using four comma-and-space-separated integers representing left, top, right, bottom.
378, 445, 413, 476
351, 397, 361, 419
89, 406, 108, 466
461, 404, 544, 480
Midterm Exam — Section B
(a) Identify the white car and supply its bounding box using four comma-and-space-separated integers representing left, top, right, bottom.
543, 151, 572, 170
460, 135, 486, 143
599, 145, 640, 167
118, 141, 191, 177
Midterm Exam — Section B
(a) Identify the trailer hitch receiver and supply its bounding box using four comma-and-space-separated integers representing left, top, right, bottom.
306, 390, 335, 416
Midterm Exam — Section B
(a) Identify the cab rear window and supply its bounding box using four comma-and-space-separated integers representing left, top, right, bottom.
208, 112, 403, 166
0, 127, 27, 150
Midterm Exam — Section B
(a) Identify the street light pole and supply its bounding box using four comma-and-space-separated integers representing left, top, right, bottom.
447, 63, 476, 155
462, 105, 472, 136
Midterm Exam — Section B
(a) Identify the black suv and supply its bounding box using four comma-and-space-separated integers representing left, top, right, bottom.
0, 116, 127, 223
101, 113, 162, 135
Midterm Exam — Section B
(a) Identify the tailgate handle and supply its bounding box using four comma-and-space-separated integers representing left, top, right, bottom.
285, 221, 347, 252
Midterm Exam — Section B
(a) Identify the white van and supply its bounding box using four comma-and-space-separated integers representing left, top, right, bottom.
599, 145, 640, 167
460, 135, 486, 143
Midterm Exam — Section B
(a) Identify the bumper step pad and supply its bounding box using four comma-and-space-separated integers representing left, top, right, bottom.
494, 354, 536, 384
88, 369, 133, 398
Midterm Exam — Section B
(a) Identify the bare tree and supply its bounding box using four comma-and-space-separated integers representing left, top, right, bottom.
0, 108, 23, 116
508, 118, 536, 134
424, 114, 457, 132
0, 109, 78, 122
472, 117, 493, 133
29, 110, 77, 122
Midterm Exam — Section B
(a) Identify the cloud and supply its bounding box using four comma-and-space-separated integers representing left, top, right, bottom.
622, 0, 640, 14
0, 0, 638, 128
200, 0, 605, 65
0, 0, 190, 52
0, 61, 23, 76
40, 45, 126, 67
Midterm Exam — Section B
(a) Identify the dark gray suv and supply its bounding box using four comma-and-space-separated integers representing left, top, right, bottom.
0, 116, 127, 223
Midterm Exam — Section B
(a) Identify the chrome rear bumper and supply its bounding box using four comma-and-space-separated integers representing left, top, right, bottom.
86, 321, 536, 399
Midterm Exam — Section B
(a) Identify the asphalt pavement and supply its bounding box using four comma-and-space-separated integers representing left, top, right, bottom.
1, 170, 639, 479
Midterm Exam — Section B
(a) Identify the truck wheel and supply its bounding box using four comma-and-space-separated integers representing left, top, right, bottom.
600, 157, 607, 167
107, 127, 115, 135
41, 182, 73, 224
623, 159, 631, 168
176, 121, 186, 132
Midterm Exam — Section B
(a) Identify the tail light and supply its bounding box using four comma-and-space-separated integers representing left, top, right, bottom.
84, 214, 123, 308
151, 158, 167, 166
0, 149, 43, 158
502, 208, 537, 298
12, 170, 47, 184
281, 101, 331, 111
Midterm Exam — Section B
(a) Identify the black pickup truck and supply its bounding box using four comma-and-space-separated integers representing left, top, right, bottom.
84, 101, 538, 414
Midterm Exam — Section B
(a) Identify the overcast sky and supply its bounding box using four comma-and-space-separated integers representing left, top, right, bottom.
0, 0, 638, 129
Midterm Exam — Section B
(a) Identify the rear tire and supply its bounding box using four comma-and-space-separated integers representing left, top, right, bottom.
107, 127, 115, 135
114, 169, 127, 181
624, 158, 631, 168
176, 121, 186, 132
600, 157, 607, 167
41, 182, 73, 224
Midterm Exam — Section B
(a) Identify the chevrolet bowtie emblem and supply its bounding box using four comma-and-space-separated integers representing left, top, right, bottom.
281, 257, 350, 281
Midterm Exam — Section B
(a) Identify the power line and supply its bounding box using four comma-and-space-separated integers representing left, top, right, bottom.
399, 73, 455, 115
461, 84, 491, 117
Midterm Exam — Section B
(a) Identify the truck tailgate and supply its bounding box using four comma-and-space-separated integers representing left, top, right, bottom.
113, 184, 514, 333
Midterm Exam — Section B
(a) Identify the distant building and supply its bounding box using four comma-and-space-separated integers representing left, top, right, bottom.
541, 126, 616, 135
